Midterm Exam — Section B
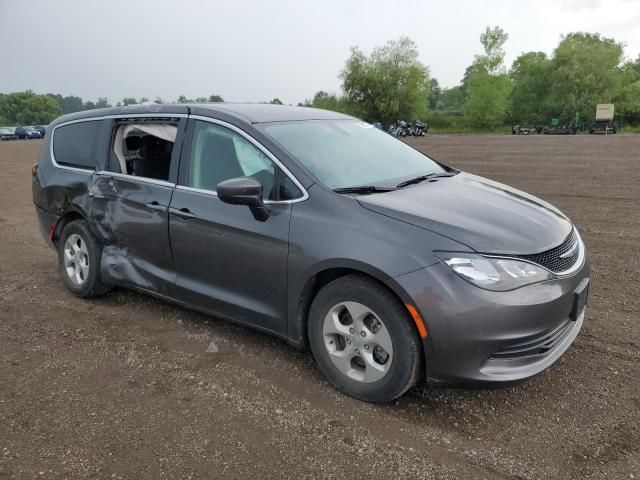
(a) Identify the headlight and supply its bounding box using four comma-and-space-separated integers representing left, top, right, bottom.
435, 252, 555, 291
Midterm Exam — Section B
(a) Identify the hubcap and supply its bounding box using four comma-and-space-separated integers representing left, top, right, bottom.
322, 301, 393, 383
63, 234, 89, 286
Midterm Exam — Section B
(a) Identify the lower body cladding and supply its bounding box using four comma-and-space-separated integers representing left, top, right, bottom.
392, 258, 590, 384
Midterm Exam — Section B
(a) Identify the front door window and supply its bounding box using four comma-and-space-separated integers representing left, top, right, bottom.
186, 121, 276, 199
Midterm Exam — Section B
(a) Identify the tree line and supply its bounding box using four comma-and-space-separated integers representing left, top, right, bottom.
0, 93, 285, 126
2, 27, 639, 130
301, 28, 640, 130
0, 93, 229, 126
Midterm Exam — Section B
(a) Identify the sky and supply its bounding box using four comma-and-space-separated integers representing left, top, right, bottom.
1, 0, 640, 105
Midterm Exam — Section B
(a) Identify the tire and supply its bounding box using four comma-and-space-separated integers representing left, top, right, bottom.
308, 275, 422, 402
58, 220, 111, 298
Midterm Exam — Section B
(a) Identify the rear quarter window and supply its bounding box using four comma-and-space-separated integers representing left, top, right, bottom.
53, 120, 106, 170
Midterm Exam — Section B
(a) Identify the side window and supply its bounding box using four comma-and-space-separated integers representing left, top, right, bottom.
53, 120, 104, 170
108, 121, 177, 182
186, 121, 276, 200
278, 171, 303, 201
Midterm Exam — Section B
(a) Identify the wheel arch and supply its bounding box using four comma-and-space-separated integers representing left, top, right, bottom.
291, 261, 423, 351
51, 208, 89, 247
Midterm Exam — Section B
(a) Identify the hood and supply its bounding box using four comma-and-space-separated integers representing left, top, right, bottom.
357, 172, 572, 255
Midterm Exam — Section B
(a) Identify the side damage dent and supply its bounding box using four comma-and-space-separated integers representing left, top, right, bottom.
100, 245, 175, 290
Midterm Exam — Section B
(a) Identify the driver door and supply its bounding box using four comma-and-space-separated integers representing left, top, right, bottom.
168, 119, 294, 336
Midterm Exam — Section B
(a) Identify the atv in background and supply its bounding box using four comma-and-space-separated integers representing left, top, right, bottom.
542, 121, 578, 135
387, 120, 429, 137
512, 125, 541, 135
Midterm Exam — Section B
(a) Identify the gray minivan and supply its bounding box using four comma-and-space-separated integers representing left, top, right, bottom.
32, 103, 589, 402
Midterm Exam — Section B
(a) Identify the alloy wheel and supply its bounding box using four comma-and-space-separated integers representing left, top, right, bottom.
322, 301, 393, 383
63, 234, 89, 286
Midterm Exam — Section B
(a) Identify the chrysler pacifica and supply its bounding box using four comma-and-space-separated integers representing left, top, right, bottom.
32, 104, 589, 402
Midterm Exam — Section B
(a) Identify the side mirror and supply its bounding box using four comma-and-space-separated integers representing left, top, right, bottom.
217, 177, 270, 222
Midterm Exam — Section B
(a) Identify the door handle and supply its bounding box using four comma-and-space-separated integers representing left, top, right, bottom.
146, 201, 167, 212
169, 207, 196, 219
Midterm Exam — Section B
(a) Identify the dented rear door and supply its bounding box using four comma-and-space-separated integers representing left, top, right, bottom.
89, 173, 176, 296
88, 115, 187, 297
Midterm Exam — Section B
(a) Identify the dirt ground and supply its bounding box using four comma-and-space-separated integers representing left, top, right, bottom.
1, 134, 639, 479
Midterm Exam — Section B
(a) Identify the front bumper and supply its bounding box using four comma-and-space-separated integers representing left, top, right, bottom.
392, 255, 590, 384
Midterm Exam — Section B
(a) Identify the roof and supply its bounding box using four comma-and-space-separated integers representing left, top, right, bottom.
189, 103, 354, 123
49, 103, 355, 127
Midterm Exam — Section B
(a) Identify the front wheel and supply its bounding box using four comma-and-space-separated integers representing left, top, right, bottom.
308, 275, 423, 402
58, 220, 111, 297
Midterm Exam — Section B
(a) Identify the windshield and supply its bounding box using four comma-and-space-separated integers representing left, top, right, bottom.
261, 120, 446, 189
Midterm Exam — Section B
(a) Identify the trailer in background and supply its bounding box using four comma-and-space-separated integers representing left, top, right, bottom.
590, 104, 618, 134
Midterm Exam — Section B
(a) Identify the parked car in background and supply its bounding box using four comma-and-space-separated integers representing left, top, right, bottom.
34, 125, 47, 137
33, 103, 590, 403
15, 126, 42, 139
0, 127, 18, 141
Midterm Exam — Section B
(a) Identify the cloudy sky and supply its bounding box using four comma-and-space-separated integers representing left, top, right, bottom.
1, 0, 639, 105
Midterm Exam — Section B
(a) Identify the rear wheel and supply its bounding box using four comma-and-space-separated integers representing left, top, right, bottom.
58, 220, 111, 297
308, 275, 422, 402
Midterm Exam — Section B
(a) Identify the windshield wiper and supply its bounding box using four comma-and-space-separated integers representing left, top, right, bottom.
333, 185, 396, 195
396, 171, 458, 188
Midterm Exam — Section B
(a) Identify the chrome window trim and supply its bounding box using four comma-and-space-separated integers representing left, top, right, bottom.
94, 170, 176, 188
50, 118, 100, 174
187, 115, 309, 204
50, 113, 188, 174
175, 184, 285, 205
176, 185, 215, 195
50, 113, 307, 204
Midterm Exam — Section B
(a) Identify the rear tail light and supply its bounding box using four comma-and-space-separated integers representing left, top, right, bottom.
31, 162, 39, 178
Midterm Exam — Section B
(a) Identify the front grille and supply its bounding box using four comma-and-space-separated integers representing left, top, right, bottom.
516, 229, 580, 273
489, 319, 575, 359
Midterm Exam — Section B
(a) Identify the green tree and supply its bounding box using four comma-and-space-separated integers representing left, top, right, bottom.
47, 94, 84, 114
615, 80, 640, 125
475, 26, 509, 74
548, 33, 624, 124
462, 25, 509, 96
463, 27, 512, 129
618, 55, 640, 96
509, 52, 551, 124
121, 97, 138, 106
95, 97, 111, 108
208, 94, 224, 102
428, 78, 441, 109
464, 72, 511, 129
307, 91, 349, 112
269, 98, 283, 105
0, 91, 62, 125
341, 37, 430, 124
436, 86, 464, 112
